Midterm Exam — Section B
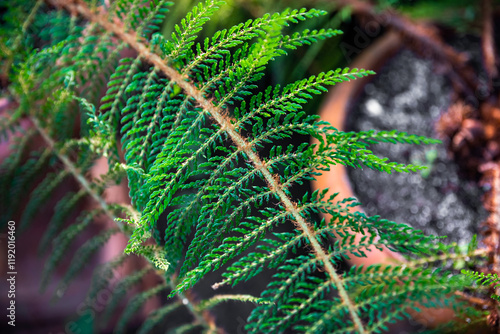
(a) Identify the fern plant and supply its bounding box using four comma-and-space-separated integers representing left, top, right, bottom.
0, 0, 489, 333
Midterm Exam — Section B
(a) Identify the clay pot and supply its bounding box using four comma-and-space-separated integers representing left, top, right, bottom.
312, 30, 456, 329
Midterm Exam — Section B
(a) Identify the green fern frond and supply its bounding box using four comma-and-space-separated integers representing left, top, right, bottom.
41, 208, 104, 290
87, 252, 129, 301
38, 189, 87, 254
115, 282, 170, 334
166, 323, 205, 334
462, 269, 500, 302
100, 265, 155, 326
164, 0, 223, 61
137, 301, 183, 334
54, 228, 121, 297
18, 170, 70, 231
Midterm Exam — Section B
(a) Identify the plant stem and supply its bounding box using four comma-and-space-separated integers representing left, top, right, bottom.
479, 162, 500, 330
333, 0, 479, 97
482, 0, 498, 86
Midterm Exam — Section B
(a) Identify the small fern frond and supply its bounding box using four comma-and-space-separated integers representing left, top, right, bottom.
164, 0, 223, 62
18, 170, 70, 231
87, 252, 129, 301
101, 266, 155, 326
115, 282, 170, 334
40, 208, 104, 290
137, 301, 183, 334
54, 228, 121, 297
462, 269, 500, 302
198, 294, 272, 311
38, 189, 87, 254
131, 0, 173, 38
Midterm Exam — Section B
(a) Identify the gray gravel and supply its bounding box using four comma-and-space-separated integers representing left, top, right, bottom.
345, 49, 487, 245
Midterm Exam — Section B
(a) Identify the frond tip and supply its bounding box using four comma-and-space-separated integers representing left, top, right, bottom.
462, 269, 500, 302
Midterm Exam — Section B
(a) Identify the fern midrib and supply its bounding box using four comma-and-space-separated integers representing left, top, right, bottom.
176, 154, 310, 265
45, 0, 366, 332
406, 248, 487, 269
30, 116, 120, 226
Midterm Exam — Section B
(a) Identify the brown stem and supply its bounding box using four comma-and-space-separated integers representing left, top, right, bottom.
482, 0, 498, 86
479, 162, 500, 331
480, 163, 500, 277
456, 290, 491, 308
334, 0, 479, 97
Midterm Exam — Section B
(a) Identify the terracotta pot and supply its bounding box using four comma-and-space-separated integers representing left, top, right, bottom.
312, 30, 457, 329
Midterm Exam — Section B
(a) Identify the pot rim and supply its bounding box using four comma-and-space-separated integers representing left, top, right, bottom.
312, 30, 456, 329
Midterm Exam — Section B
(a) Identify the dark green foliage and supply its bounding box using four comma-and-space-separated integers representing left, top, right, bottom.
0, 0, 487, 333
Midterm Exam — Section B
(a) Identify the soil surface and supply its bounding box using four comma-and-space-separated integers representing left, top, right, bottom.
345, 48, 488, 245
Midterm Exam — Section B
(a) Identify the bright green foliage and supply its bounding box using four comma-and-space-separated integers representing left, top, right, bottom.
0, 0, 487, 333
462, 269, 500, 302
